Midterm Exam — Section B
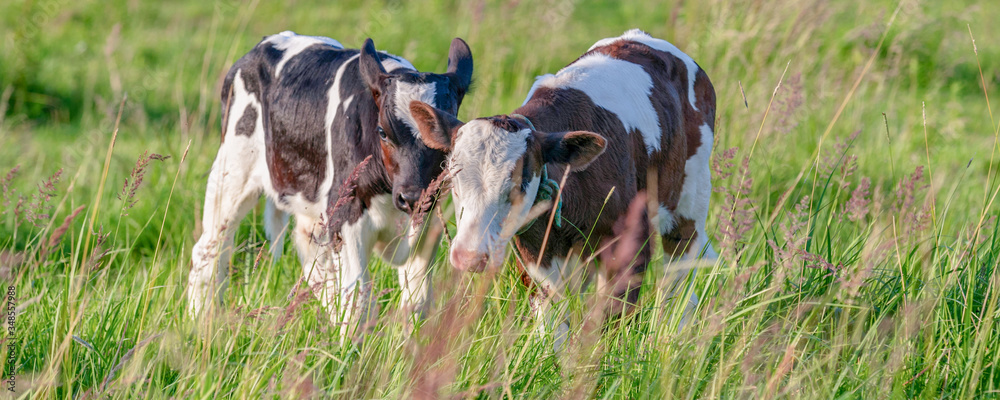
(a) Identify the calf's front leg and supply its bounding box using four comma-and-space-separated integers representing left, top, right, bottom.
296, 214, 376, 342
523, 255, 578, 352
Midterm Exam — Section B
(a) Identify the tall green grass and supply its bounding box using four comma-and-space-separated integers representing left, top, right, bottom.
1, 0, 999, 398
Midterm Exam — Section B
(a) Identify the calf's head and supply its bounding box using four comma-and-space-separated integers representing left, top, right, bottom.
359, 38, 473, 213
410, 108, 606, 272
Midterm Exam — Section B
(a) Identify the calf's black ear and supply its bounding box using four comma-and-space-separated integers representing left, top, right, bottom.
446, 38, 474, 98
410, 101, 465, 151
539, 131, 607, 170
359, 38, 388, 100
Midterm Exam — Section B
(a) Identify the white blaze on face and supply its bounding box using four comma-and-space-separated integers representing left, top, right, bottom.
393, 81, 438, 139
448, 120, 541, 260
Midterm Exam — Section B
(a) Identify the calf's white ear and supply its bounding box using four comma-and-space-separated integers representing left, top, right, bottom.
410, 101, 465, 151
540, 131, 607, 170
359, 38, 388, 100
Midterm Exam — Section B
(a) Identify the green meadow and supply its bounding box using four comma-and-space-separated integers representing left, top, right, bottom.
2, 0, 999, 398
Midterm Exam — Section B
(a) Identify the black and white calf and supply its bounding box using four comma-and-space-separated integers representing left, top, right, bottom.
411, 29, 715, 348
188, 31, 473, 336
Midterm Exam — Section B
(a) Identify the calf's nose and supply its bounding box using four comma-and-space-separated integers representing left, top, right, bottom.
450, 248, 488, 272
394, 191, 421, 213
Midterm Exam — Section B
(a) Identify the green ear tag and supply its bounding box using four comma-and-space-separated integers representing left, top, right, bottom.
517, 166, 563, 235
510, 113, 563, 236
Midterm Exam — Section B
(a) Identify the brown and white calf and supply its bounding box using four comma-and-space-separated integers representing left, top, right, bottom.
188, 32, 473, 337
411, 29, 715, 347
